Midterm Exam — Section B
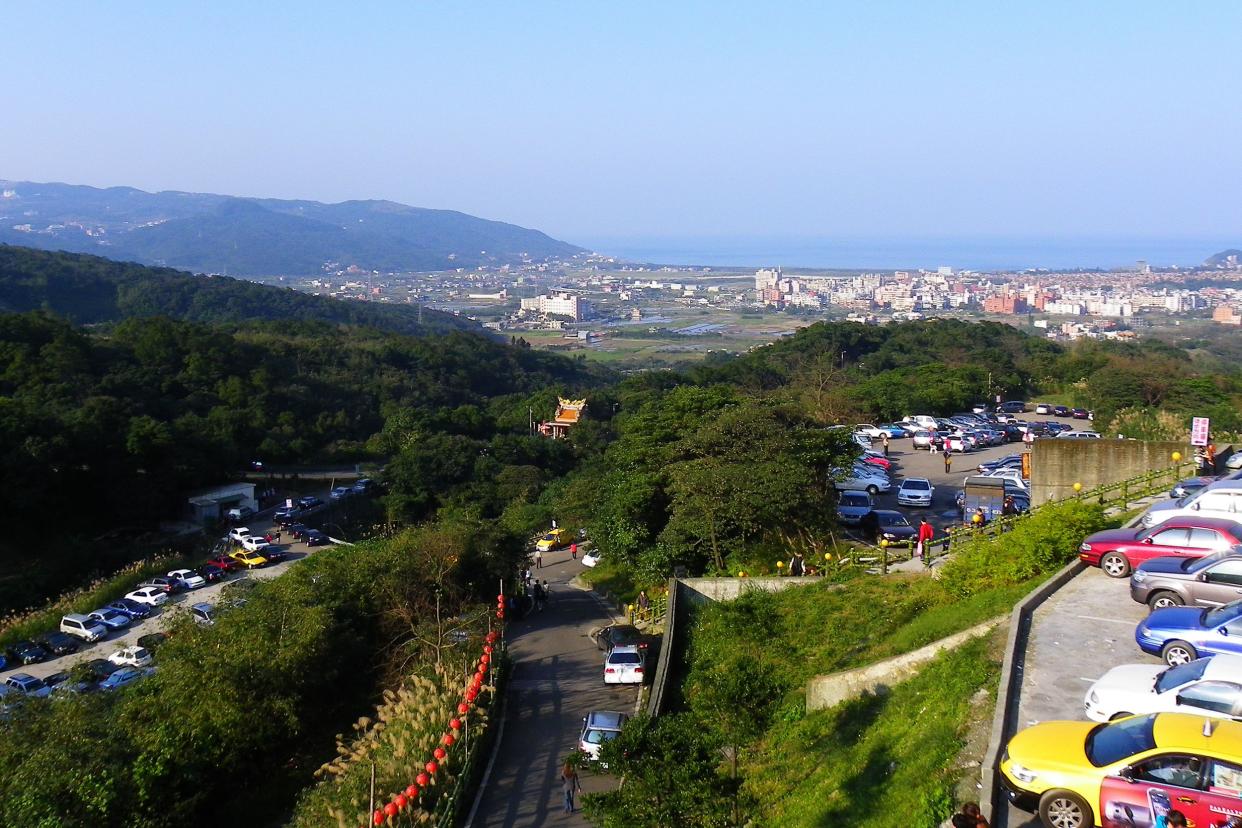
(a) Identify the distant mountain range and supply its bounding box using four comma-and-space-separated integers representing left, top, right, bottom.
0, 244, 474, 336
0, 179, 585, 275
1206, 249, 1242, 266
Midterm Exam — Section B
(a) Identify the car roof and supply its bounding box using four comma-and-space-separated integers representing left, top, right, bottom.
1152, 712, 1242, 753
1201, 479, 1242, 493
871, 509, 904, 517
1162, 516, 1242, 533
191, 602, 213, 612
1200, 655, 1242, 682
609, 645, 641, 655
585, 710, 628, 729
900, 477, 931, 485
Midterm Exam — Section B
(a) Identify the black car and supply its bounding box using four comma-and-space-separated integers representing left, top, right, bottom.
262, 546, 288, 564
9, 640, 49, 665
274, 509, 305, 526
82, 658, 121, 681
106, 598, 153, 620
1071, 407, 1090, 420
305, 529, 330, 547
593, 624, 653, 652
858, 510, 918, 545
1053, 405, 1070, 417
198, 564, 226, 584
136, 632, 169, 653
1045, 421, 1072, 434
34, 631, 81, 657
141, 576, 185, 595
997, 401, 1027, 413
287, 523, 311, 540
297, 496, 325, 511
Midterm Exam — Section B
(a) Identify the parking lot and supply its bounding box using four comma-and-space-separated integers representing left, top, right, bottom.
5, 490, 343, 687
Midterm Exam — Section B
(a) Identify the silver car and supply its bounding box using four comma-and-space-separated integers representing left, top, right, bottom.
837, 490, 875, 525
1130, 549, 1242, 610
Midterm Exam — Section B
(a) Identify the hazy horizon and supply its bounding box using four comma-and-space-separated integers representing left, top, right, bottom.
3, 2, 1241, 246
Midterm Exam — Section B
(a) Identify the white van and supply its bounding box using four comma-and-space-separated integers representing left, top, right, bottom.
61, 613, 107, 643
909, 415, 939, 430
1142, 480, 1242, 529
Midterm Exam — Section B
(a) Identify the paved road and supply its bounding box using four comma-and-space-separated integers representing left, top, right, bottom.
472, 549, 638, 827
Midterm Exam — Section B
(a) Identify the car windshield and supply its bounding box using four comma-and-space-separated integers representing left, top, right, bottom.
584, 729, 619, 745
903, 480, 930, 490
608, 653, 641, 665
1084, 714, 1157, 767
841, 494, 869, 507
880, 513, 911, 527
1155, 658, 1210, 693
1204, 600, 1242, 628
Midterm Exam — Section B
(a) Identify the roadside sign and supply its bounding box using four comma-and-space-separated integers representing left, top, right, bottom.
286, 498, 294, 508
1021, 452, 1031, 480
1191, 417, 1211, 446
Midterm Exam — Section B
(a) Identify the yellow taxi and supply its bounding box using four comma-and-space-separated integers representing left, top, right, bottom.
229, 549, 269, 569
536, 528, 566, 553
1001, 712, 1242, 828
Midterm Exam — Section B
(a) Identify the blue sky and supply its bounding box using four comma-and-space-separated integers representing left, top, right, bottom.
4, 2, 1240, 248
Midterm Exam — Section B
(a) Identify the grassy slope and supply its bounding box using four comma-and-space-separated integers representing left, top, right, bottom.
744, 634, 1000, 828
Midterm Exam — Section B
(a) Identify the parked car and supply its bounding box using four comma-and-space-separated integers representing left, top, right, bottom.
82, 658, 120, 682
329, 486, 353, 501
197, 564, 226, 584
4, 673, 51, 699
1034, 403, 1053, 415
1053, 405, 1071, 417
297, 496, 325, 511
860, 452, 892, 470
603, 645, 645, 685
1136, 599, 1242, 665
228, 526, 252, 543
1079, 517, 1242, 578
287, 523, 311, 540
190, 603, 215, 626
43, 671, 91, 695
140, 576, 184, 594
1045, 421, 1073, 435
125, 586, 169, 607
911, 429, 937, 450
33, 631, 80, 657
581, 548, 602, 568
107, 646, 153, 668
106, 598, 153, 620
592, 624, 651, 652
205, 553, 241, 573
226, 506, 254, 522
1142, 480, 1242, 528
836, 490, 875, 525
875, 423, 909, 438
579, 710, 628, 764
896, 477, 934, 507
304, 529, 330, 547
1083, 655, 1242, 723
9, 640, 48, 665
833, 468, 890, 495
273, 507, 304, 526
60, 613, 108, 643
1228, 454, 1242, 471
136, 632, 169, 653
351, 478, 375, 494
536, 528, 567, 552
87, 608, 132, 631
240, 535, 271, 553
1130, 551, 1242, 610
1000, 712, 1242, 828
1058, 430, 1101, 439
230, 549, 269, 569
100, 666, 153, 692
978, 455, 1023, 474
168, 568, 207, 590
261, 545, 288, 564
854, 423, 885, 439
997, 401, 1027, 413
1071, 407, 1090, 419
1170, 475, 1218, 499
858, 510, 917, 545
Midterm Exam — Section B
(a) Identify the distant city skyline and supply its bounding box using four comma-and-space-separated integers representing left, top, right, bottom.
3, 2, 1240, 247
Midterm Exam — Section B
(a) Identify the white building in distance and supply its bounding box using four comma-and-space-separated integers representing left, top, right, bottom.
520, 291, 589, 321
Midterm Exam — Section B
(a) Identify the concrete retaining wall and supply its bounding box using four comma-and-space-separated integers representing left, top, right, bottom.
1030, 439, 1191, 507
805, 617, 1005, 712
679, 576, 819, 605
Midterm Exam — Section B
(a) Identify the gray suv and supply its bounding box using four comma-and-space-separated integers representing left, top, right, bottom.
1130, 549, 1242, 610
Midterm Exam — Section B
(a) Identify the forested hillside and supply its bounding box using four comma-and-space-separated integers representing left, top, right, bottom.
0, 245, 472, 335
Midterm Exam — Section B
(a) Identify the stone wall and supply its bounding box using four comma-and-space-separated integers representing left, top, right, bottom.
1029, 438, 1191, 507
678, 576, 820, 606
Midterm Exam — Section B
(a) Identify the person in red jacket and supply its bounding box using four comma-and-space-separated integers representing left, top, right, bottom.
916, 518, 935, 560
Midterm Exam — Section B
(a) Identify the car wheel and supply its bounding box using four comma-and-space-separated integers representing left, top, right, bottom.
1161, 640, 1197, 667
1099, 552, 1131, 578
1038, 790, 1093, 828
1148, 591, 1184, 611
1108, 712, 1132, 721
866, 484, 879, 495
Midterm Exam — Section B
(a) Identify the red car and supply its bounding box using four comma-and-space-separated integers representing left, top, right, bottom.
861, 454, 892, 470
1078, 516, 1242, 577
205, 554, 242, 573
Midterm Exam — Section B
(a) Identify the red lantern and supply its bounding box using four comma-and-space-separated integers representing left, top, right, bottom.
457, 702, 469, 714
450, 717, 462, 730
497, 593, 505, 602
480, 653, 490, 665
495, 610, 504, 619
416, 772, 430, 787
395, 794, 408, 810
443, 733, 456, 747
484, 644, 493, 654
384, 802, 398, 819
486, 631, 497, 643
434, 747, 446, 760
373, 810, 384, 826
405, 783, 419, 798
466, 688, 479, 702
426, 760, 439, 775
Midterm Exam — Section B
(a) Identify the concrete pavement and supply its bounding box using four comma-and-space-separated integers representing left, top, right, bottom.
472, 549, 639, 827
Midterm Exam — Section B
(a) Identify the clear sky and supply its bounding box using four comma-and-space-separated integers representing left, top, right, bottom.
4, 1, 1240, 250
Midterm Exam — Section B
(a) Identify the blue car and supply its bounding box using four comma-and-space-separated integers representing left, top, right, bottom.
1136, 599, 1242, 666
106, 599, 153, 620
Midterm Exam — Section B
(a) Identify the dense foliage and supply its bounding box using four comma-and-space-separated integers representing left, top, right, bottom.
0, 244, 470, 334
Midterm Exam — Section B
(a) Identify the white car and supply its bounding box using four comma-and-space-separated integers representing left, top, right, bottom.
1035, 403, 1053, 415
240, 535, 271, 553
1228, 454, 1242, 471
125, 586, 169, 607
1083, 655, 1242, 722
911, 430, 937, 450
1058, 430, 1101, 439
581, 548, 602, 568
579, 710, 628, 763
168, 568, 206, 590
603, 645, 645, 685
108, 646, 154, 669
854, 424, 886, 440
228, 527, 252, 543
1142, 480, 1242, 528
943, 435, 970, 453
896, 478, 934, 507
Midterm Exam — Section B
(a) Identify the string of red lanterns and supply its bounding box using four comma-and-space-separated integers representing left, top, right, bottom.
366, 602, 503, 825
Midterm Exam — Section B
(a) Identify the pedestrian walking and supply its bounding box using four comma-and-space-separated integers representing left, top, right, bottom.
523, 567, 532, 588
561, 759, 582, 814
881, 432, 890, 457
637, 589, 650, 618
535, 548, 543, 569
570, 542, 577, 560
533, 580, 546, 612
942, 445, 953, 473
915, 518, 934, 560
541, 579, 551, 605
971, 507, 988, 529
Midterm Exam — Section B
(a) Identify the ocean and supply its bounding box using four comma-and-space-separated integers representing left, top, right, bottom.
579, 237, 1236, 272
